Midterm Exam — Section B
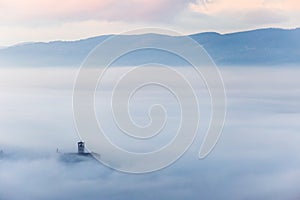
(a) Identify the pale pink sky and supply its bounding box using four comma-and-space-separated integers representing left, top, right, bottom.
0, 0, 300, 46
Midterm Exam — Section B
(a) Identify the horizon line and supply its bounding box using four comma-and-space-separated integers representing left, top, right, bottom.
3, 26, 299, 49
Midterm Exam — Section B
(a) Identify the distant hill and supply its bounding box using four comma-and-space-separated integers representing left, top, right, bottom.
0, 28, 299, 67
190, 28, 300, 66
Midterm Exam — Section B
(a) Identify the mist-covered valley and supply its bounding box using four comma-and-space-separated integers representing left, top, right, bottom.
1, 66, 300, 199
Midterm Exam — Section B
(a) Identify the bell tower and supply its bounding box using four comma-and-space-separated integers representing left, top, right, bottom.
77, 141, 85, 154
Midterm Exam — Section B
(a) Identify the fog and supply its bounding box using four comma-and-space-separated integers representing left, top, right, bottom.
1, 66, 300, 199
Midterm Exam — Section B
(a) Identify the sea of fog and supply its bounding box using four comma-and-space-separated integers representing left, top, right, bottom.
0, 66, 300, 200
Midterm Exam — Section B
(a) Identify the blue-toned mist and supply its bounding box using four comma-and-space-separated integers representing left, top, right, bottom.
1, 66, 300, 200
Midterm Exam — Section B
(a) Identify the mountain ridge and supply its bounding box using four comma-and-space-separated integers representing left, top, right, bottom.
1, 28, 299, 67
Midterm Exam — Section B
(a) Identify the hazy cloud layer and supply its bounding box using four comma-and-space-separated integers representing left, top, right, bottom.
1, 66, 300, 199
0, 0, 194, 23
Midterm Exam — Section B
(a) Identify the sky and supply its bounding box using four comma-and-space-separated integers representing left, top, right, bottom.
0, 0, 300, 46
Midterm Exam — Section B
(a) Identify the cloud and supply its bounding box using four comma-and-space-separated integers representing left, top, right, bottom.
1, 0, 299, 25
1, 0, 300, 46
189, 0, 300, 14
188, 0, 300, 28
0, 0, 195, 23
241, 9, 289, 25
1, 66, 300, 199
